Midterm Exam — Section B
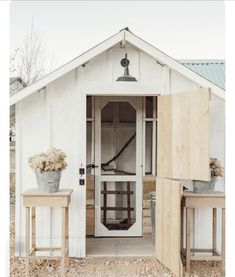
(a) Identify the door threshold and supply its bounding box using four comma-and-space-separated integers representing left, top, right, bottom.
86, 237, 155, 257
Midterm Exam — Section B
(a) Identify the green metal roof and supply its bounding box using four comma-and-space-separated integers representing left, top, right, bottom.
179, 59, 225, 90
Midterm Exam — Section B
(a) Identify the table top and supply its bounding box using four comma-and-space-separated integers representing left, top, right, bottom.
183, 191, 225, 198
22, 189, 73, 197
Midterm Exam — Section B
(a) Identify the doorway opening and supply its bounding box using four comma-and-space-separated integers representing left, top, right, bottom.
86, 95, 157, 256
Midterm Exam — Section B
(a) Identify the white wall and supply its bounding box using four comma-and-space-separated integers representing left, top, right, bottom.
195, 94, 225, 251
16, 69, 86, 257
15, 89, 50, 256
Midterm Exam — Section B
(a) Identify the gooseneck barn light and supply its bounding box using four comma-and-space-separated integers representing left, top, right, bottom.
116, 53, 137, 82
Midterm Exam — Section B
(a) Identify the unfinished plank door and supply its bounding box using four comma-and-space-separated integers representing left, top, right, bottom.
156, 178, 183, 277
157, 88, 210, 181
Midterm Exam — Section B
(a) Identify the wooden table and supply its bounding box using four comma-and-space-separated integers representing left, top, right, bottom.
182, 192, 225, 274
22, 189, 73, 277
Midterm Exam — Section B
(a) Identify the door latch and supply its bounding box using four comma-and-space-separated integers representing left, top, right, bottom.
91, 164, 98, 169
79, 168, 85, 175
79, 179, 85, 186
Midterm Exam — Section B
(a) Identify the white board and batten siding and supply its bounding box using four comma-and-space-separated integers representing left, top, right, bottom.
15, 69, 87, 257
15, 41, 225, 259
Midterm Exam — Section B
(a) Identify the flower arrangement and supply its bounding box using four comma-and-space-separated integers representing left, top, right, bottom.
210, 158, 224, 177
28, 147, 67, 172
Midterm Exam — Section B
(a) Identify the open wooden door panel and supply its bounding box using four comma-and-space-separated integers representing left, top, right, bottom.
156, 178, 183, 277
157, 88, 210, 181
156, 89, 211, 275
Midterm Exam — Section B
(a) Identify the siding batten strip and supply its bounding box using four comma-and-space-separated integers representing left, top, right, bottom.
46, 85, 52, 254
15, 102, 22, 256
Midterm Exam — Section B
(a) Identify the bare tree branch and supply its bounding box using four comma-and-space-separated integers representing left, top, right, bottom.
10, 21, 55, 88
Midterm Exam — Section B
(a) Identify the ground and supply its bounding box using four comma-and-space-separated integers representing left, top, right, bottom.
10, 187, 223, 277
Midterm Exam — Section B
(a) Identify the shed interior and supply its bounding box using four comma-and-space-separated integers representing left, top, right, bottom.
86, 95, 157, 256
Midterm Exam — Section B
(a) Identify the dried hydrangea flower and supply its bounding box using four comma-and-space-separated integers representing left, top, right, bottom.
28, 147, 67, 172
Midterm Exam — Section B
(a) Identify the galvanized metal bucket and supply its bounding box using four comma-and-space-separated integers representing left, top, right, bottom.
35, 170, 61, 193
193, 176, 217, 193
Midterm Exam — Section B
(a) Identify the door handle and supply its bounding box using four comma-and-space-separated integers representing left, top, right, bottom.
91, 164, 99, 169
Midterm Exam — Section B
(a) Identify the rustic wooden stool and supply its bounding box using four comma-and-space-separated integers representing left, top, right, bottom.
182, 192, 225, 275
22, 189, 73, 277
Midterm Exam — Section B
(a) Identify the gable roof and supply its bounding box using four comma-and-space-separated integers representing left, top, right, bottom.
179, 60, 225, 90
10, 28, 224, 105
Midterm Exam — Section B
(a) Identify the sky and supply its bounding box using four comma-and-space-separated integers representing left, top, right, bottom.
10, 1, 225, 70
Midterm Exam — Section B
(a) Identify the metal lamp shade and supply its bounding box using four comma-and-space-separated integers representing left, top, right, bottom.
116, 58, 137, 82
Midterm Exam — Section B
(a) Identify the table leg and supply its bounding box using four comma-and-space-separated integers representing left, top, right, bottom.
212, 208, 217, 266
66, 207, 69, 268
31, 207, 36, 256
25, 207, 30, 277
181, 206, 184, 252
61, 207, 66, 277
186, 208, 191, 273
221, 208, 225, 275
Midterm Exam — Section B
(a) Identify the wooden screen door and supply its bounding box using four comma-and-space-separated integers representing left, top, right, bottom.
156, 88, 210, 277
94, 96, 143, 237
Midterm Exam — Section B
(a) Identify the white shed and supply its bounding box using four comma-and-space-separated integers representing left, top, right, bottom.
11, 28, 225, 276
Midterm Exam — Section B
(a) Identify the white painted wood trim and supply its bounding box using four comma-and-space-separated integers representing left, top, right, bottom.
142, 97, 146, 176
91, 96, 95, 175
15, 102, 22, 256
94, 97, 102, 237
152, 97, 157, 175
11, 29, 224, 106
163, 65, 170, 94
94, 96, 143, 237
10, 31, 125, 105
125, 31, 224, 99
100, 175, 137, 182
85, 82, 162, 96
45, 85, 52, 254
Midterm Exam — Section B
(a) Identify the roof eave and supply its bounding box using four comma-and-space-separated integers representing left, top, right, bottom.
10, 29, 225, 105
10, 30, 125, 106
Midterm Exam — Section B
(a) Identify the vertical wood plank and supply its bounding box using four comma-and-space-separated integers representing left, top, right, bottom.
181, 205, 184, 251
157, 96, 172, 178
162, 180, 171, 268
212, 208, 217, 267
186, 208, 191, 273
190, 89, 210, 180
156, 178, 163, 261
31, 207, 36, 255
142, 97, 146, 175
212, 208, 217, 253
157, 89, 210, 181
172, 93, 190, 179
156, 178, 182, 277
61, 207, 66, 276
170, 182, 181, 275
66, 207, 69, 267
25, 207, 30, 277
127, 182, 131, 223
152, 97, 156, 175
221, 208, 225, 275
103, 182, 107, 225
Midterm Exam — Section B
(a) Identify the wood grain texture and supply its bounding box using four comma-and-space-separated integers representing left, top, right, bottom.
157, 95, 172, 178
189, 90, 210, 180
157, 89, 210, 181
156, 178, 182, 277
